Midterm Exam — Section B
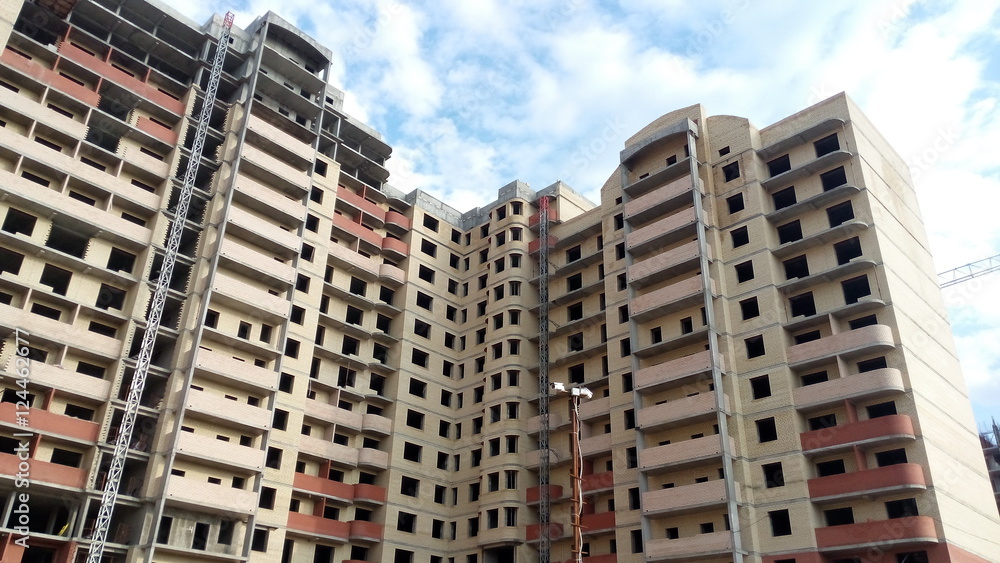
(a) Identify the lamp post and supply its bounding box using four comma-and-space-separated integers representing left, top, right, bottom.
551, 382, 593, 563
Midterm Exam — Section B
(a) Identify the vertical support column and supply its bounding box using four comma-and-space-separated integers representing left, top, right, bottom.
537, 195, 551, 563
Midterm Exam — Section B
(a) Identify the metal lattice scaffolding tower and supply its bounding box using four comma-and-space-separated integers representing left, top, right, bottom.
86, 12, 235, 562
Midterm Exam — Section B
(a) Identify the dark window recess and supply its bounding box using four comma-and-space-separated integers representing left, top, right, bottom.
772, 186, 797, 210
735, 261, 754, 283
722, 161, 740, 182
842, 275, 871, 304
680, 317, 694, 334
31, 302, 61, 320
20, 170, 50, 187
39, 264, 72, 295
789, 292, 817, 317
814, 133, 840, 157
740, 297, 760, 320
794, 330, 822, 344
416, 292, 433, 310
816, 459, 846, 476
820, 166, 848, 191
746, 335, 766, 359
801, 371, 829, 386
834, 237, 863, 265
107, 248, 136, 273
769, 509, 792, 536
784, 255, 810, 280
750, 375, 771, 399
50, 448, 83, 467
824, 507, 855, 526
756, 417, 778, 442
895, 552, 929, 563
731, 226, 749, 248
827, 201, 855, 227
567, 273, 583, 291
876, 448, 908, 467
96, 284, 126, 310
76, 361, 105, 378
763, 462, 784, 488
848, 314, 878, 330
2, 208, 37, 236
719, 146, 731, 156
776, 220, 803, 244
46, 224, 90, 258
726, 194, 745, 213
866, 401, 897, 418
767, 154, 791, 177
808, 413, 837, 431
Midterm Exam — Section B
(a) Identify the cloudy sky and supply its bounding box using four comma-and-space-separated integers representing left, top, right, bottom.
175, 0, 1000, 429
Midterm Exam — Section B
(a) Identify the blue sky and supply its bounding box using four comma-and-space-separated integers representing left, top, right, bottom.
175, 0, 1000, 430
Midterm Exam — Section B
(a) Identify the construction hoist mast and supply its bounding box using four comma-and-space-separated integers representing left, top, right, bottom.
537, 196, 552, 563
86, 12, 235, 562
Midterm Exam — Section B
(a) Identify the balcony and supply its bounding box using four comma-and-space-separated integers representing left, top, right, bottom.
218, 238, 296, 287
23, 362, 111, 401
630, 275, 707, 322
623, 154, 694, 198
286, 512, 349, 541
814, 516, 937, 551
358, 448, 389, 469
381, 236, 408, 259
327, 242, 381, 278
353, 483, 387, 504
526, 411, 571, 434
526, 523, 565, 543
628, 240, 701, 289
581, 511, 616, 535
184, 388, 271, 430
211, 272, 289, 320
758, 118, 845, 160
760, 150, 853, 191
292, 472, 354, 501
246, 113, 314, 164
800, 414, 915, 455
0, 82, 88, 138
787, 324, 895, 369
165, 475, 257, 514
0, 403, 97, 442
529, 235, 559, 255
580, 433, 613, 457
361, 413, 392, 435
240, 144, 310, 195
527, 485, 565, 505
349, 520, 384, 542
639, 435, 732, 474
772, 219, 869, 259
379, 263, 406, 286
637, 391, 727, 432
793, 368, 905, 411
767, 183, 861, 224
0, 303, 121, 359
1, 48, 99, 105
529, 205, 558, 231
303, 401, 363, 431
478, 526, 525, 546
634, 328, 709, 360
226, 206, 301, 255
580, 396, 611, 421
194, 348, 278, 391
175, 431, 265, 471
645, 531, 733, 561
808, 463, 926, 502
298, 435, 359, 466
0, 452, 86, 489
582, 471, 615, 493
385, 210, 410, 230
627, 207, 698, 257
626, 175, 696, 226
336, 187, 387, 224
778, 259, 876, 296
135, 116, 177, 145
642, 479, 728, 516
233, 174, 306, 224
635, 350, 715, 393
57, 41, 184, 114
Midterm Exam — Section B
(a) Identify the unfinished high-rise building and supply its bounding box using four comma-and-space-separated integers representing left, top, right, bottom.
0, 0, 998, 562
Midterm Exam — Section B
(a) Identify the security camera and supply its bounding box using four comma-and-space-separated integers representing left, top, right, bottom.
550, 382, 566, 393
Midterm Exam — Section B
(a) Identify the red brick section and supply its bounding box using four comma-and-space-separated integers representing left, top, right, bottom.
526, 484, 563, 503
353, 483, 387, 503
1, 48, 100, 106
807, 463, 925, 499
526, 522, 564, 542
800, 414, 914, 452
814, 515, 936, 549
56, 42, 185, 114
136, 116, 178, 145
385, 210, 411, 229
285, 512, 349, 540
291, 472, 354, 501
582, 470, 615, 492
348, 520, 383, 541
0, 453, 87, 489
580, 511, 616, 533
529, 235, 559, 254
763, 543, 994, 563
0, 404, 99, 442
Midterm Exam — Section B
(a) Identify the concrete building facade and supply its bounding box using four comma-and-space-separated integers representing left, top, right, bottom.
0, 0, 998, 562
